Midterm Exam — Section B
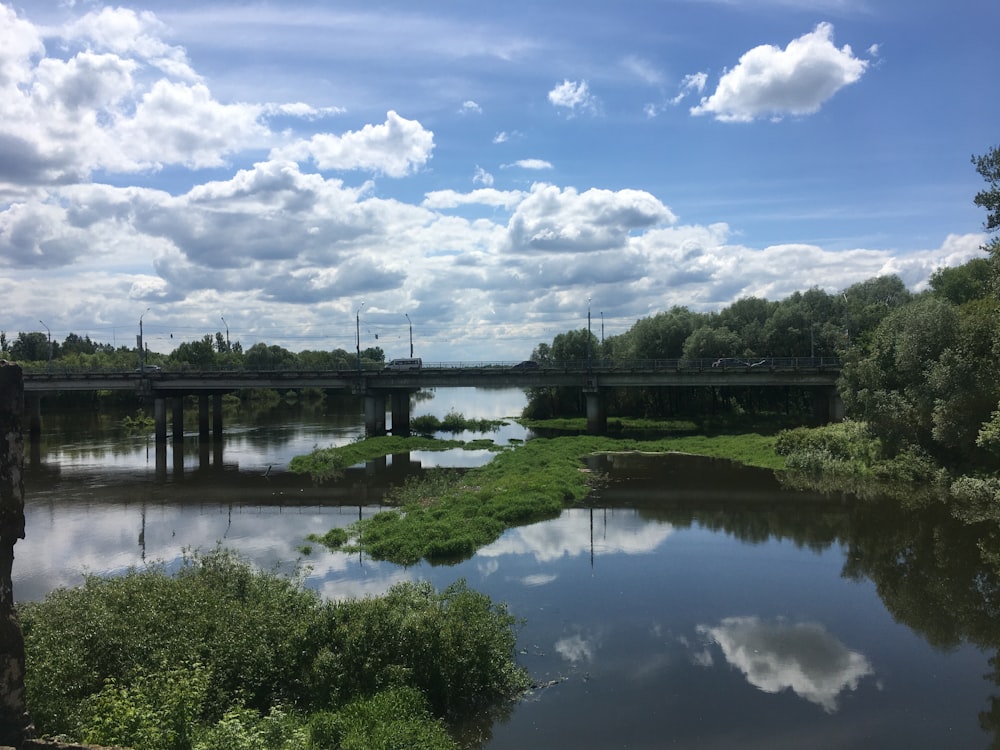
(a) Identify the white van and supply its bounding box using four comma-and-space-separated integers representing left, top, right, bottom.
385, 358, 423, 370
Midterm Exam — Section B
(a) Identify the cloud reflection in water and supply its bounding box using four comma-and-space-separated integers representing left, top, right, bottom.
694, 616, 874, 713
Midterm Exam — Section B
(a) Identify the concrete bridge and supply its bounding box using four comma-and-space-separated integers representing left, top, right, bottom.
22, 357, 842, 442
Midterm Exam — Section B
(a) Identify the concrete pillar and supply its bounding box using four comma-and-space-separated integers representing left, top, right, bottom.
585, 388, 607, 435
171, 397, 184, 443
198, 394, 209, 440
364, 391, 387, 437
154, 397, 167, 444
390, 390, 411, 436
0, 362, 32, 746
212, 393, 223, 441
829, 389, 846, 422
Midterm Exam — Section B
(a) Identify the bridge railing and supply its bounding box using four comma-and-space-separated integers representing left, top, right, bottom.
21, 356, 841, 382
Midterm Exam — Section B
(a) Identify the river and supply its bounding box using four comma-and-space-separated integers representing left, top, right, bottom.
14, 388, 1000, 749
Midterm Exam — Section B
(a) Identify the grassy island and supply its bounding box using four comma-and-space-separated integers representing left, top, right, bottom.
296, 431, 783, 566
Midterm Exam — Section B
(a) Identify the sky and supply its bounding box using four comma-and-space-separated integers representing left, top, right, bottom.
1, 0, 997, 362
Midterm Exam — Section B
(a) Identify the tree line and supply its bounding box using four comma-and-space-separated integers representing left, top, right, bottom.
0, 329, 386, 372
527, 145, 1000, 478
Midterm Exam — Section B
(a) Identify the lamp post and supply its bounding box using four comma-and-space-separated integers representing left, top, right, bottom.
356, 302, 365, 372
38, 320, 51, 367
220, 315, 229, 351
587, 297, 592, 369
405, 314, 413, 358
139, 307, 150, 370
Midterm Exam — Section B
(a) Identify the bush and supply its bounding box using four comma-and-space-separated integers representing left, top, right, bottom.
22, 551, 528, 746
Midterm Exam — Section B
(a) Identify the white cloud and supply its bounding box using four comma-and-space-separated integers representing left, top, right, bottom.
692, 22, 868, 122
459, 100, 482, 114
695, 616, 874, 713
547, 79, 599, 114
671, 72, 708, 105
270, 111, 435, 177
503, 159, 554, 170
422, 187, 525, 210
493, 131, 510, 143
472, 166, 494, 187
507, 183, 676, 253
623, 55, 665, 86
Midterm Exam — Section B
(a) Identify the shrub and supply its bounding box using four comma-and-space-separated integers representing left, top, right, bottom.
22, 552, 528, 746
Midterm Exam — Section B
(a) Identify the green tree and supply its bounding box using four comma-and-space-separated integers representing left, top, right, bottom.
170, 335, 218, 369
10, 331, 54, 362
929, 258, 993, 306
973, 145, 1000, 233
840, 295, 959, 455
622, 307, 698, 360
681, 326, 741, 360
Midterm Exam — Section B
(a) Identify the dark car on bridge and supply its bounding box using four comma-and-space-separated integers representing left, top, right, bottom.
512, 360, 539, 369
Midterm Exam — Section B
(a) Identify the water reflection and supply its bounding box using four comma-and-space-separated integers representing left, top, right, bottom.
693, 616, 874, 713
15, 392, 1000, 748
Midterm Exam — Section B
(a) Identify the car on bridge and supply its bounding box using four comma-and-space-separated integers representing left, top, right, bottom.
385, 358, 422, 370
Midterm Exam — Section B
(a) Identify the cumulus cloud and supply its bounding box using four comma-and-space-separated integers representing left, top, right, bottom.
692, 23, 868, 122
459, 100, 482, 114
694, 617, 874, 713
507, 183, 676, 253
548, 79, 599, 114
270, 111, 435, 177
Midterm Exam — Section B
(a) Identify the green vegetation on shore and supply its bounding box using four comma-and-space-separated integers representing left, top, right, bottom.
301, 431, 783, 566
21, 550, 528, 750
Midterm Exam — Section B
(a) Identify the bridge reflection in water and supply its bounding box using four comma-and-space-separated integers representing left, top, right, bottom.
23, 357, 842, 447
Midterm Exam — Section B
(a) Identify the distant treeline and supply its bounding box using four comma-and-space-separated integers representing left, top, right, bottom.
528, 145, 1000, 479
0, 328, 386, 373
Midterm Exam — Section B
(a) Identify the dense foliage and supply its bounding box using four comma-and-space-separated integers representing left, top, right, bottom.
21, 551, 529, 749
525, 146, 1000, 490
0, 327, 386, 374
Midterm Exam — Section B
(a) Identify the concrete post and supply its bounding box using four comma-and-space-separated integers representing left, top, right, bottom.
154, 397, 167, 444
0, 362, 33, 746
212, 394, 223, 441
390, 390, 411, 436
171, 397, 184, 443
198, 394, 209, 440
585, 388, 607, 435
364, 391, 387, 437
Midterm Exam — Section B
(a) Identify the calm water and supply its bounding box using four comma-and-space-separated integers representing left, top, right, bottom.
13, 389, 1000, 749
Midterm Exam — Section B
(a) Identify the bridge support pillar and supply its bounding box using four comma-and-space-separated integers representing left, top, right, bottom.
171, 397, 184, 443
585, 388, 607, 435
390, 391, 411, 436
829, 389, 845, 422
198, 394, 209, 441
364, 391, 387, 437
154, 397, 167, 444
213, 394, 223, 441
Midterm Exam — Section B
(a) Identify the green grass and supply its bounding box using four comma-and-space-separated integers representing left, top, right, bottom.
289, 436, 501, 482
305, 433, 784, 565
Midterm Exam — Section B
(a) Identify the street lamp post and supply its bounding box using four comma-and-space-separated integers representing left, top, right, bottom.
405, 314, 413, 358
587, 297, 592, 369
221, 315, 229, 351
356, 303, 365, 372
38, 320, 51, 368
139, 307, 150, 370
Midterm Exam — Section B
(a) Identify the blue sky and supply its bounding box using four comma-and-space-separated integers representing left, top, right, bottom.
1, 0, 997, 361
